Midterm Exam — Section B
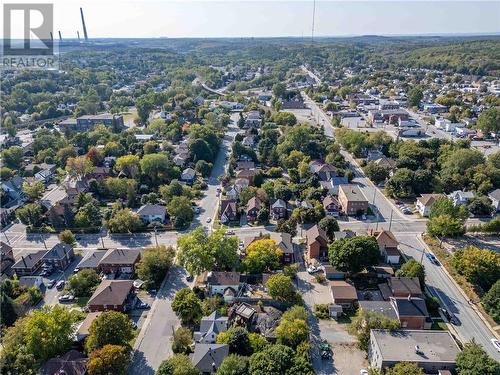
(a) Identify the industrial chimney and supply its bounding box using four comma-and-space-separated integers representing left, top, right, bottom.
80, 8, 89, 41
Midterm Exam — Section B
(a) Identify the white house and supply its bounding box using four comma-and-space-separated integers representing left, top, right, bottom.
136, 204, 167, 223
194, 311, 229, 344
448, 191, 475, 206
415, 194, 442, 217
181, 168, 196, 184
488, 189, 500, 212
455, 127, 475, 137
206, 271, 242, 302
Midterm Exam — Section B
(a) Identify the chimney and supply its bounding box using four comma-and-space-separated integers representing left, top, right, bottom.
80, 8, 89, 41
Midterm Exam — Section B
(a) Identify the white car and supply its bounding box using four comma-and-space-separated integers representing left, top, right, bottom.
360, 370, 369, 375
307, 266, 319, 274
491, 338, 500, 353
206, 217, 212, 223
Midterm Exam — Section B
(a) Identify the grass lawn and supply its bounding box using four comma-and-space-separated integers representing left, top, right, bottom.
431, 321, 448, 331
337, 310, 356, 324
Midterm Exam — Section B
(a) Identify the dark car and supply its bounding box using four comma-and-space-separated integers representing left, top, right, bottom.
425, 253, 439, 265
47, 279, 56, 289
440, 308, 459, 325
138, 302, 150, 310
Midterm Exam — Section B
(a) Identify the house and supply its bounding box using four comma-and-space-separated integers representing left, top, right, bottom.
367, 150, 385, 161
423, 103, 448, 114
41, 243, 75, 270
368, 330, 460, 373
75, 312, 102, 341
271, 232, 295, 264
448, 191, 475, 206
230, 302, 257, 327
244, 110, 262, 128
1, 175, 24, 206
194, 311, 229, 344
338, 185, 369, 216
12, 250, 47, 276
87, 166, 111, 180
137, 204, 167, 223
381, 277, 423, 299
373, 157, 397, 171
87, 279, 135, 312
368, 109, 409, 124
181, 168, 196, 184
323, 195, 341, 217
99, 248, 141, 275
270, 199, 287, 220
306, 224, 329, 259
242, 135, 255, 147
359, 300, 398, 321
234, 178, 249, 190
225, 186, 239, 201
372, 230, 401, 264
236, 160, 255, 170
488, 188, 500, 212
25, 162, 57, 180
59, 114, 124, 132
207, 271, 242, 302
330, 280, 358, 309
246, 197, 262, 222
38, 350, 87, 375
191, 343, 229, 374
75, 250, 106, 272
333, 230, 356, 241
254, 306, 282, 342
415, 194, 442, 217
1, 241, 14, 274
390, 296, 431, 330
236, 169, 256, 183
220, 199, 238, 224
19, 276, 44, 289
320, 176, 349, 196
309, 161, 337, 181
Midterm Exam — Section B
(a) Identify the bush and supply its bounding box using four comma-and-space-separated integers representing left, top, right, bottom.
482, 279, 500, 323
172, 327, 193, 354
451, 246, 500, 291
314, 304, 330, 319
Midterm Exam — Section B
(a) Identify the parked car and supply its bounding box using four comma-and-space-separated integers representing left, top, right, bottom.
425, 253, 439, 265
439, 308, 458, 324
319, 341, 332, 359
307, 266, 319, 274
47, 279, 56, 289
56, 280, 65, 290
491, 338, 500, 353
58, 295, 75, 303
137, 302, 150, 310
206, 217, 212, 223
225, 230, 235, 235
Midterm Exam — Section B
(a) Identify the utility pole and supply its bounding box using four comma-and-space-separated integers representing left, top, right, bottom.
40, 234, 47, 249
388, 210, 393, 232
154, 227, 159, 247
100, 233, 105, 249
420, 232, 426, 263
3, 231, 10, 244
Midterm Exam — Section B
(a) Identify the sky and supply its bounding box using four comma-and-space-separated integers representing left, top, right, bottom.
2, 0, 500, 39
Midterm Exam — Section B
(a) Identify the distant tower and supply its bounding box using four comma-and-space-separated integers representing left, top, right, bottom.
58, 31, 62, 41
77, 31, 81, 41
80, 8, 89, 41
311, 0, 316, 42
50, 31, 53, 40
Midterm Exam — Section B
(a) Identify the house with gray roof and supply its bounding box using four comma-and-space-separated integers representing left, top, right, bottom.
488, 188, 500, 212
41, 243, 74, 270
191, 343, 229, 374
137, 204, 167, 223
194, 311, 229, 344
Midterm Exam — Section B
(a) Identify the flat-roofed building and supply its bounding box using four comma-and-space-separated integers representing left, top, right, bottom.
338, 185, 369, 216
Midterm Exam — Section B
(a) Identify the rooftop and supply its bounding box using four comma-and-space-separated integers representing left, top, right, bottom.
339, 184, 368, 202
88, 280, 134, 307
371, 329, 460, 363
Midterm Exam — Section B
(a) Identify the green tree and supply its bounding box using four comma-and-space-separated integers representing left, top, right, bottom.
318, 216, 340, 241
243, 239, 282, 273
88, 344, 130, 375
216, 354, 249, 375
266, 274, 300, 304
328, 236, 379, 273
248, 332, 269, 353
363, 161, 390, 184
66, 269, 100, 297
114, 155, 140, 178
106, 208, 143, 233
482, 279, 500, 323
172, 288, 202, 325
16, 203, 44, 227
270, 112, 297, 126
427, 197, 467, 237
85, 311, 134, 353
217, 327, 251, 356
172, 327, 193, 355
385, 168, 415, 198
177, 228, 238, 275
396, 259, 425, 288
272, 82, 287, 99
140, 153, 178, 185
75, 201, 102, 228
348, 310, 400, 351
157, 354, 201, 375
386, 362, 424, 375
456, 340, 500, 375
249, 344, 295, 375
22, 181, 45, 201
452, 246, 500, 291
59, 229, 76, 245
475, 107, 500, 135
195, 160, 213, 177
2, 146, 23, 169
276, 314, 309, 349
56, 146, 77, 167
467, 196, 494, 216
65, 156, 93, 179
137, 245, 175, 288
407, 86, 424, 108
168, 196, 194, 229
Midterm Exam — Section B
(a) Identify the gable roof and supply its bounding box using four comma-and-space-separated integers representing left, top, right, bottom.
207, 271, 241, 286
75, 312, 103, 339
376, 230, 399, 249
191, 343, 229, 373
389, 277, 422, 297
137, 204, 166, 216
270, 232, 294, 254
88, 280, 134, 307
12, 250, 47, 270
391, 297, 429, 317
271, 198, 287, 209
488, 188, 500, 201
246, 197, 262, 213
41, 243, 73, 261
38, 350, 87, 375
100, 248, 140, 265
306, 224, 328, 247
330, 280, 357, 301
76, 250, 106, 269
417, 193, 442, 206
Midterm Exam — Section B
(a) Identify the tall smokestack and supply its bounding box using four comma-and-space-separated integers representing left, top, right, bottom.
80, 8, 89, 41
50, 31, 53, 40
77, 31, 80, 41
58, 31, 62, 41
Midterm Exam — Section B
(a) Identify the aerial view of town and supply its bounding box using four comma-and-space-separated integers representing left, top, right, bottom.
0, 1, 499, 374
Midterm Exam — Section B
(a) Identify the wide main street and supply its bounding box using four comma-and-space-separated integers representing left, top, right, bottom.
302, 88, 500, 361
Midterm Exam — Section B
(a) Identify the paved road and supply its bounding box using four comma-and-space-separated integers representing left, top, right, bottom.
301, 87, 500, 361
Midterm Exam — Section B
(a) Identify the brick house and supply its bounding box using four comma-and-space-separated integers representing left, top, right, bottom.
12, 250, 47, 276
87, 280, 135, 312
390, 297, 431, 330
99, 248, 141, 275
270, 199, 287, 220
330, 280, 358, 309
246, 197, 262, 222
41, 243, 75, 270
338, 185, 369, 216
306, 224, 329, 259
